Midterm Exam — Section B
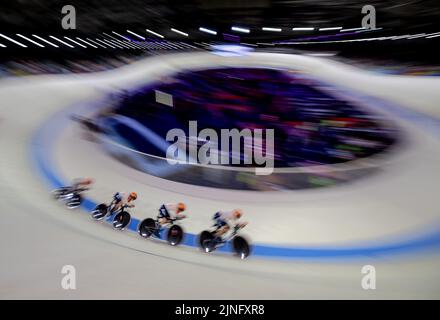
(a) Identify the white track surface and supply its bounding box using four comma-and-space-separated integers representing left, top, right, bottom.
1, 52, 440, 299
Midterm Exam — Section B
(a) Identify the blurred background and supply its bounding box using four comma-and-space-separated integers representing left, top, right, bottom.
1, 0, 440, 299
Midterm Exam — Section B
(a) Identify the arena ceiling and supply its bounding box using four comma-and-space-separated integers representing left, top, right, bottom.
0, 0, 439, 39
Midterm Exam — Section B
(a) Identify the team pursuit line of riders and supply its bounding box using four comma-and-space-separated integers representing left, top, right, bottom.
52, 178, 251, 259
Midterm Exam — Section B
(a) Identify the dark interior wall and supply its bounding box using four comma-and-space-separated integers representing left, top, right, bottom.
1, 1, 439, 35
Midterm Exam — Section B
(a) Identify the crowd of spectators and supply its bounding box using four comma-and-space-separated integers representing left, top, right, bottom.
107, 67, 398, 168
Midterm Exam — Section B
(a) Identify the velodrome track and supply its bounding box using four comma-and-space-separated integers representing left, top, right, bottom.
1, 51, 440, 299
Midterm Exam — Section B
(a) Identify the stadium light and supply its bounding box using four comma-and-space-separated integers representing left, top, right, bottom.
319, 27, 343, 31
16, 34, 44, 47
76, 37, 98, 48
127, 30, 146, 40
64, 36, 87, 48
391, 34, 410, 40
146, 29, 164, 38
107, 40, 125, 49
262, 27, 282, 32
171, 28, 189, 37
102, 33, 132, 48
292, 27, 314, 31
340, 27, 365, 32
113, 39, 134, 49
112, 31, 131, 41
357, 27, 383, 32
231, 26, 250, 34
88, 38, 106, 48
102, 32, 119, 41
199, 27, 217, 35
49, 36, 74, 48
0, 33, 27, 47
32, 35, 58, 47
96, 38, 115, 48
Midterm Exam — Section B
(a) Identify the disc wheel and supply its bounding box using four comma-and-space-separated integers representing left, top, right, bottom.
92, 203, 108, 220
232, 236, 251, 259
52, 187, 72, 201
138, 218, 157, 238
113, 211, 131, 230
167, 225, 184, 246
198, 231, 215, 253
66, 194, 82, 209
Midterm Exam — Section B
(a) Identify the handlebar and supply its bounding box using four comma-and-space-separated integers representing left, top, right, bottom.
234, 222, 247, 231
167, 215, 185, 223
225, 223, 246, 239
